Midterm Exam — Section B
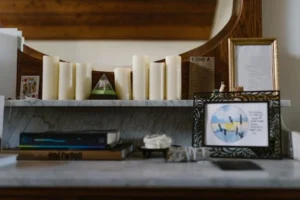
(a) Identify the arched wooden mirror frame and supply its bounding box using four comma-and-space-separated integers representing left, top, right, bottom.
12, 0, 262, 99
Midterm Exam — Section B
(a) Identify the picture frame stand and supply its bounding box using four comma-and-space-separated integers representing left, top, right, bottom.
192, 91, 282, 159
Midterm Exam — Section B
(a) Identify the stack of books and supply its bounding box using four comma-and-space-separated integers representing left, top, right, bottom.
5, 130, 133, 161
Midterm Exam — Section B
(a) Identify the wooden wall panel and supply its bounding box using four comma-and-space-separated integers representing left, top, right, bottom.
16, 50, 42, 99
0, 187, 300, 199
0, 0, 217, 40
180, 0, 262, 91
213, 0, 262, 89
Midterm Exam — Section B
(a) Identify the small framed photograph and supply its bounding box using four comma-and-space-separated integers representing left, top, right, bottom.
228, 38, 279, 91
20, 76, 40, 99
192, 91, 282, 159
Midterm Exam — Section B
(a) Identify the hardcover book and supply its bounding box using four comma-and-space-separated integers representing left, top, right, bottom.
5, 143, 133, 161
19, 130, 120, 150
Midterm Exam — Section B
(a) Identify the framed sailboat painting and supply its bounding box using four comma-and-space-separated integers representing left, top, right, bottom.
192, 91, 282, 159
204, 101, 269, 148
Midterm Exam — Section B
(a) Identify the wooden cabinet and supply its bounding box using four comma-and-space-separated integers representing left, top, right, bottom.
0, 188, 299, 200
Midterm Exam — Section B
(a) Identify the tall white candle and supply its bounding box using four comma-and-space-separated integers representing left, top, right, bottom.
75, 63, 87, 100
149, 62, 165, 100
114, 67, 132, 100
42, 55, 59, 100
176, 58, 182, 100
71, 63, 76, 99
58, 62, 74, 100
166, 55, 182, 100
132, 55, 149, 100
85, 63, 93, 99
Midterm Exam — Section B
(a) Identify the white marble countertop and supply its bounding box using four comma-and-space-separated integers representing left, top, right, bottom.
4, 99, 291, 108
5, 100, 192, 107
0, 158, 299, 188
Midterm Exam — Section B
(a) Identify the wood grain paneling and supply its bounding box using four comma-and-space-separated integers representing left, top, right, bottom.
0, 0, 217, 40
0, 188, 300, 200
10, 26, 211, 40
214, 0, 262, 88
179, 0, 262, 90
0, 0, 217, 14
16, 50, 43, 99
0, 14, 213, 26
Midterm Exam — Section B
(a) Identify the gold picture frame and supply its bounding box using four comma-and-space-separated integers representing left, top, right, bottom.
228, 38, 279, 91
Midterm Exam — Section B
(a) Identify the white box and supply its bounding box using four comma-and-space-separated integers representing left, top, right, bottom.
0, 28, 19, 99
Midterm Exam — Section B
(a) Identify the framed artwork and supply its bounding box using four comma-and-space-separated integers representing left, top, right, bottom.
228, 38, 279, 91
192, 91, 282, 159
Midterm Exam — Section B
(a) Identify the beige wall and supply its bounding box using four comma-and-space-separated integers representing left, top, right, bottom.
263, 0, 300, 131
26, 40, 206, 71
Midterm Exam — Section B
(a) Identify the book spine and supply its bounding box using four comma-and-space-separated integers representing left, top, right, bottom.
18, 151, 121, 161
19, 133, 108, 149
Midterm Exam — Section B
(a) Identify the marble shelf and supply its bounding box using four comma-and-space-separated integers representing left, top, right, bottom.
4, 99, 291, 108
0, 158, 299, 188
5, 99, 193, 107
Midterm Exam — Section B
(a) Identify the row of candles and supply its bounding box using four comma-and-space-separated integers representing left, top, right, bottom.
114, 55, 182, 100
42, 54, 182, 100
42, 56, 92, 100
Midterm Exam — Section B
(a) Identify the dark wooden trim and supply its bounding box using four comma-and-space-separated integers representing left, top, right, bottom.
0, 187, 299, 199
0, 0, 217, 40
179, 0, 244, 61
157, 0, 262, 91
23, 45, 46, 61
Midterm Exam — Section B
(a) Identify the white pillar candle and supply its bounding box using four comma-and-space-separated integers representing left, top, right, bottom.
75, 63, 87, 100
166, 55, 182, 100
58, 62, 74, 100
71, 63, 76, 99
85, 63, 93, 99
132, 55, 149, 100
42, 55, 59, 100
149, 62, 165, 100
176, 58, 182, 99
114, 67, 132, 100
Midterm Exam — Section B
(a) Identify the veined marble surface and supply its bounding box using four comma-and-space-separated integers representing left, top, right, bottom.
5, 100, 193, 107
2, 100, 292, 151
0, 158, 299, 187
3, 107, 193, 148
4, 99, 291, 107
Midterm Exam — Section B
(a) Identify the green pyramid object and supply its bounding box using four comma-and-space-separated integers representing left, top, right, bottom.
92, 74, 116, 95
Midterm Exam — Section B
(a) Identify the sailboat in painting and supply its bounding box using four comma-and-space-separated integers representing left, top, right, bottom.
211, 105, 249, 143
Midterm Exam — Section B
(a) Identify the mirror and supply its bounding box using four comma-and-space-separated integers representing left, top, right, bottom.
0, 0, 233, 71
